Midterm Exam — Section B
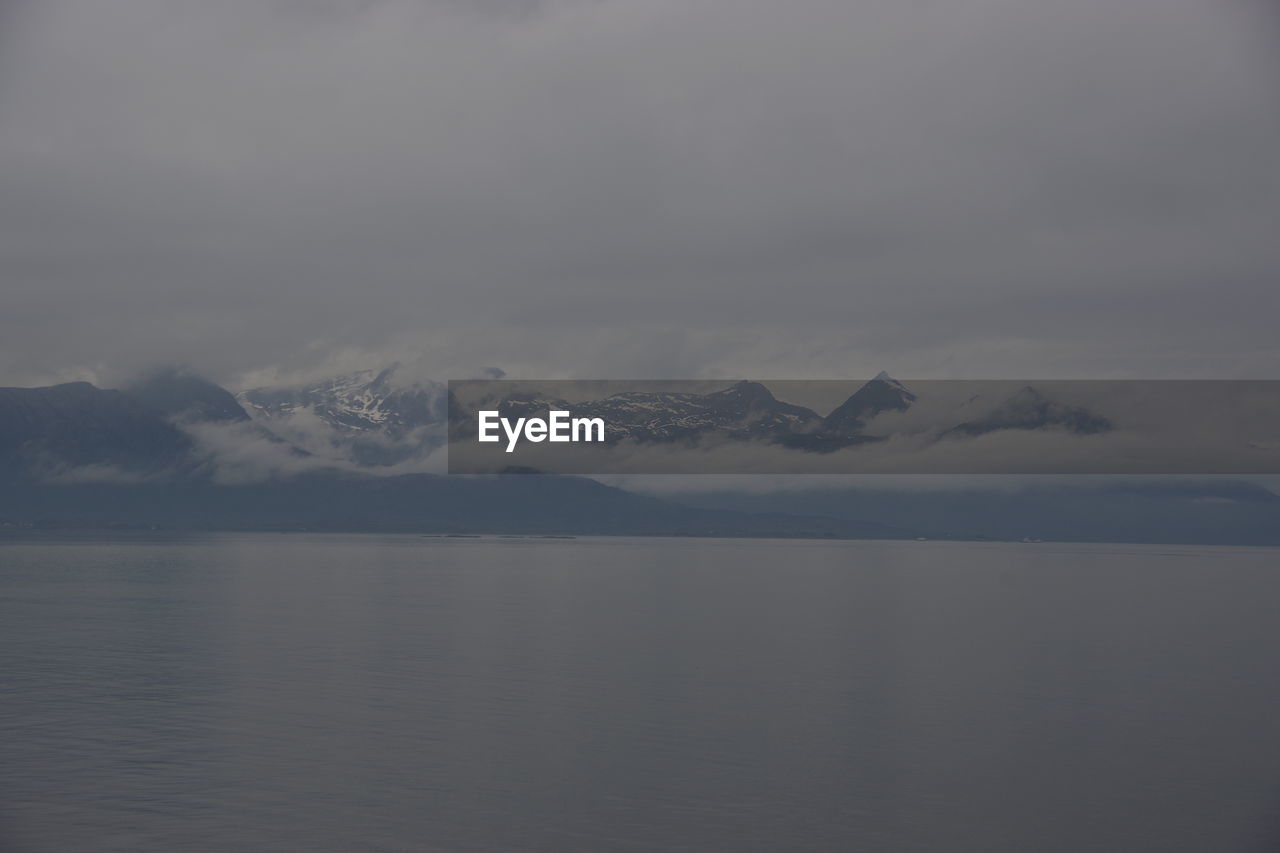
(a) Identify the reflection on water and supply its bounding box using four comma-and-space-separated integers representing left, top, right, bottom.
2, 534, 1279, 852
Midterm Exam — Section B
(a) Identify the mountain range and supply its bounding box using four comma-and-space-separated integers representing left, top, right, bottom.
2, 367, 1276, 543
0, 369, 920, 538
2, 368, 1111, 483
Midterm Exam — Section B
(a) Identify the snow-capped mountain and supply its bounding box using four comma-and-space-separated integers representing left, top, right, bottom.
237, 365, 448, 466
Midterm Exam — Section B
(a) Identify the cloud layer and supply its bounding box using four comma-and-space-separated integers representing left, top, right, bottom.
2, 0, 1278, 387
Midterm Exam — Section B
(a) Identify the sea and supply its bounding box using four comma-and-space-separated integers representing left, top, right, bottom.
2, 534, 1279, 852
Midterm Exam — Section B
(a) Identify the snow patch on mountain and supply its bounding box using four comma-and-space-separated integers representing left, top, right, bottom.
237, 364, 449, 467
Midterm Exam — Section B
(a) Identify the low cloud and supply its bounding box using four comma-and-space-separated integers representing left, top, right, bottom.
180, 420, 350, 485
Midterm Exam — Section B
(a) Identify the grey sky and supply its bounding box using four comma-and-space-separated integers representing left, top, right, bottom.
2, 0, 1278, 389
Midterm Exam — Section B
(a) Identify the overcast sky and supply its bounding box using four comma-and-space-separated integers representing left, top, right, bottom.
2, 0, 1278, 390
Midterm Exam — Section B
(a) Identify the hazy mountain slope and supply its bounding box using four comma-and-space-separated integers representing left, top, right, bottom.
942, 385, 1112, 438
0, 382, 194, 479
125, 368, 252, 424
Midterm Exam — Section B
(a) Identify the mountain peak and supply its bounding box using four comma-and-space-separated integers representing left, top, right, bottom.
823, 375, 917, 433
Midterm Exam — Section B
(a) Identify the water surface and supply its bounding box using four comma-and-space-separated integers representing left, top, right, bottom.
2, 534, 1279, 851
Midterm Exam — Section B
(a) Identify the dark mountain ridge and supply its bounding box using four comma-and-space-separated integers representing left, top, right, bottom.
0, 382, 194, 479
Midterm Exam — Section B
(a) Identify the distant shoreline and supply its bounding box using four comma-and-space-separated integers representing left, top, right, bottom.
2, 527, 1274, 549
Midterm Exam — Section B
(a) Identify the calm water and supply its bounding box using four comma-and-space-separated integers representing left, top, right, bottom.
2, 534, 1279, 852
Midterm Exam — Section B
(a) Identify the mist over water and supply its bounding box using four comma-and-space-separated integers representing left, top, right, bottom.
3, 535, 1279, 852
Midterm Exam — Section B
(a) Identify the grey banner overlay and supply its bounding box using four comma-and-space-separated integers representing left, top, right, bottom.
447, 379, 1280, 474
